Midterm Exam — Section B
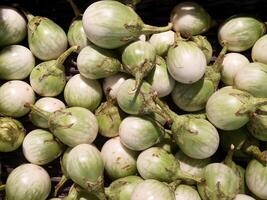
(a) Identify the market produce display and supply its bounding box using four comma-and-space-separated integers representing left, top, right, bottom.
1, 0, 267, 200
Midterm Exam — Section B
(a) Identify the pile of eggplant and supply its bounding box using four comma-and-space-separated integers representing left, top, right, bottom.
0, 0, 267, 199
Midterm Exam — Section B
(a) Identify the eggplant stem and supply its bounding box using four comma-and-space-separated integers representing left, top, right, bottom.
91, 187, 107, 200
56, 46, 79, 66
149, 92, 174, 124
54, 175, 68, 197
125, 0, 141, 8
168, 180, 182, 191
64, 184, 79, 200
176, 169, 204, 183
212, 45, 228, 73
105, 88, 116, 106
174, 32, 186, 45
223, 144, 235, 166
150, 105, 172, 126
131, 73, 142, 93
243, 143, 267, 164
0, 184, 5, 191
86, 176, 107, 200
24, 103, 50, 120
67, 0, 82, 17
256, 110, 267, 115
142, 22, 173, 35
20, 8, 34, 21
254, 100, 267, 108
154, 98, 177, 121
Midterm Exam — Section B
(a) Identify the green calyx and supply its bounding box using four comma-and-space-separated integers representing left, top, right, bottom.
48, 109, 76, 132
83, 176, 107, 200
191, 35, 213, 63
227, 89, 267, 118
242, 142, 267, 164
105, 176, 143, 200
122, 41, 157, 91
122, 22, 173, 43
64, 184, 101, 200
0, 117, 25, 152
27, 15, 43, 35
117, 79, 172, 123
205, 45, 228, 87
95, 97, 122, 138
247, 104, 267, 141
54, 175, 68, 197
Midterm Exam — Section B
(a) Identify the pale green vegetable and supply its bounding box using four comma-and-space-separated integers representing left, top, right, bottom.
147, 56, 175, 97
234, 62, 267, 98
27, 14, 68, 61
131, 179, 175, 200
64, 74, 102, 111
77, 44, 123, 80
0, 80, 35, 117
197, 163, 240, 200
119, 116, 163, 151
5, 164, 51, 200
26, 104, 98, 147
67, 0, 90, 51
171, 46, 227, 112
82, 1, 172, 49
218, 16, 266, 52
221, 53, 249, 86
0, 45, 35, 80
234, 194, 255, 200
0, 6, 27, 47
171, 2, 211, 36
246, 154, 267, 199
149, 30, 175, 56
101, 137, 138, 180
175, 185, 201, 200
66, 144, 106, 200
167, 40, 206, 84
68, 20, 90, 52
206, 86, 266, 130
22, 129, 64, 165
172, 115, 219, 159
252, 34, 267, 64
137, 147, 203, 183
